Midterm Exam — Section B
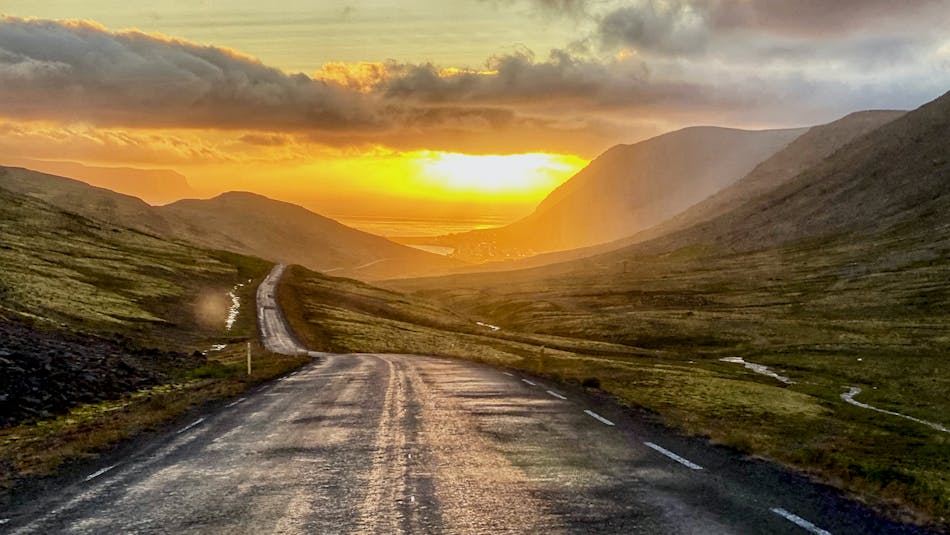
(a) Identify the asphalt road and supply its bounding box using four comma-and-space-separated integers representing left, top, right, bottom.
0, 265, 932, 534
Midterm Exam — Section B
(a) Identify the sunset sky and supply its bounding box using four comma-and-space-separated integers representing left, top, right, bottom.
2, 1, 950, 225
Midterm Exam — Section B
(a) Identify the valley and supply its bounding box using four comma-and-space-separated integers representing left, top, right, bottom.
1, 11, 949, 530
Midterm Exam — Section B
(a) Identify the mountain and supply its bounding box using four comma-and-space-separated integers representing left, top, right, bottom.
428, 126, 805, 261
434, 110, 906, 276
157, 192, 463, 279
394, 90, 950, 297
0, 158, 194, 205
0, 166, 174, 236
0, 167, 463, 280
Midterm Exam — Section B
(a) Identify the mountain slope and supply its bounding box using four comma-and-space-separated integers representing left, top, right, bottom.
157, 192, 463, 279
0, 166, 173, 237
0, 167, 463, 279
0, 157, 194, 205
435, 110, 905, 276
433, 126, 805, 259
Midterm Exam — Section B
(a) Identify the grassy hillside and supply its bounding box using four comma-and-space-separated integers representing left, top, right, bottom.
0, 167, 464, 280
0, 186, 309, 491
0, 186, 268, 344
159, 191, 463, 280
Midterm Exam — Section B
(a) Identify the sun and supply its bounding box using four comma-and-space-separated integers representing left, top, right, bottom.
414, 151, 587, 201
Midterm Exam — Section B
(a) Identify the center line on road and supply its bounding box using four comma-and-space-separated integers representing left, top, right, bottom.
83, 464, 118, 482
176, 417, 205, 434
584, 409, 615, 426
521, 379, 537, 386
770, 508, 833, 535
546, 390, 567, 400
502, 372, 514, 376
226, 397, 247, 408
644, 442, 703, 470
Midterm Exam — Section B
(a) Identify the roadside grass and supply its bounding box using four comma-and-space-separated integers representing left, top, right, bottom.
0, 343, 309, 491
284, 260, 950, 529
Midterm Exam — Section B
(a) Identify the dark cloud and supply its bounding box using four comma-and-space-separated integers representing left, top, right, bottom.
598, 1, 708, 55
0, 17, 382, 131
708, 0, 948, 37
1, 13, 948, 157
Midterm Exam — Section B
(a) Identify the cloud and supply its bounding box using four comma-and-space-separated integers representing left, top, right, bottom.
598, 1, 708, 55
1, 12, 949, 159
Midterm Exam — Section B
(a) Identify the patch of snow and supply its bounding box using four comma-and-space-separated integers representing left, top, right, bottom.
476, 321, 501, 332
841, 386, 949, 433
720, 357, 794, 384
225, 283, 244, 331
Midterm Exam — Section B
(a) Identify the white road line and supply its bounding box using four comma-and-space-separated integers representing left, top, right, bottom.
644, 442, 703, 470
176, 417, 205, 434
83, 464, 118, 482
226, 397, 247, 408
546, 390, 567, 400
502, 372, 514, 377
521, 379, 537, 386
770, 508, 832, 535
583, 409, 615, 426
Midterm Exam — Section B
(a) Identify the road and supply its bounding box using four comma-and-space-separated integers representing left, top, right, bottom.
0, 265, 931, 534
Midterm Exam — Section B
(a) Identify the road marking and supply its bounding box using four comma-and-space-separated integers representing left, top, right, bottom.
84, 464, 118, 482
0, 518, 10, 525
521, 379, 537, 386
770, 508, 832, 535
176, 418, 205, 434
546, 390, 567, 400
644, 442, 703, 470
502, 372, 514, 377
226, 397, 247, 408
583, 409, 614, 426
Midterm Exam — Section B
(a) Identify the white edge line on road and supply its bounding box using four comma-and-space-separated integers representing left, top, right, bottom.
583, 409, 615, 426
644, 442, 703, 470
546, 390, 567, 400
83, 464, 118, 482
502, 372, 514, 376
521, 379, 537, 386
770, 507, 833, 535
226, 397, 247, 408
176, 417, 205, 434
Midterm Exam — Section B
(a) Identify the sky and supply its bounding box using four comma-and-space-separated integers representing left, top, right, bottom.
1, 1, 950, 224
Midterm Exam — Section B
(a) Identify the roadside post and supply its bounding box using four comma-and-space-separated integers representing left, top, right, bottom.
247, 342, 252, 376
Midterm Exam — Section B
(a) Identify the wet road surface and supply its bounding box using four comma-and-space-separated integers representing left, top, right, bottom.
0, 265, 930, 534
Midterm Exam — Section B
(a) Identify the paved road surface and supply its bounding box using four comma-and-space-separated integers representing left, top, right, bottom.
0, 265, 931, 534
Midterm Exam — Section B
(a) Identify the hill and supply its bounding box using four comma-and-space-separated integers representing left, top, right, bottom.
436, 110, 905, 276
0, 185, 269, 424
0, 167, 463, 280
0, 158, 194, 205
158, 192, 464, 279
421, 126, 805, 261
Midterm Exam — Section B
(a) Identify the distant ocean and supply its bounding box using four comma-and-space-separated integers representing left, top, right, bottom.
334, 215, 511, 238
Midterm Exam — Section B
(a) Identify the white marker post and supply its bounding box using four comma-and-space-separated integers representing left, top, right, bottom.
247, 342, 252, 376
